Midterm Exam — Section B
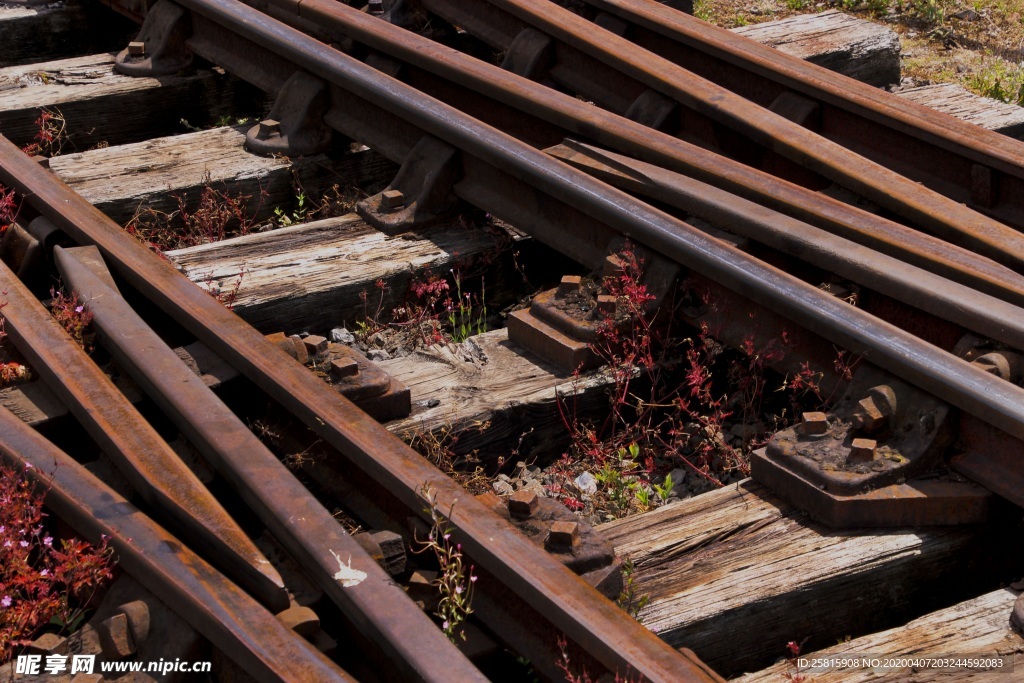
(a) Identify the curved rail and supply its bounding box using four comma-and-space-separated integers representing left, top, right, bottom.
0, 256, 287, 612
52, 245, 485, 683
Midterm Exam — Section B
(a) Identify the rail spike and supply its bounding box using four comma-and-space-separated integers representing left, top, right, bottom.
114, 0, 194, 77
244, 71, 335, 157
356, 135, 462, 234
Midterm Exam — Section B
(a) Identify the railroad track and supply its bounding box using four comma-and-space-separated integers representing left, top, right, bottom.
1, 0, 1023, 681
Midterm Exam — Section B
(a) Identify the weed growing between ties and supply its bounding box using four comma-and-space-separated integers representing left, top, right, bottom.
541, 244, 832, 522
20, 108, 68, 158
356, 265, 490, 351
48, 287, 94, 355
0, 184, 17, 238
126, 174, 262, 252
199, 269, 248, 310
0, 465, 115, 660
556, 637, 642, 683
413, 486, 477, 643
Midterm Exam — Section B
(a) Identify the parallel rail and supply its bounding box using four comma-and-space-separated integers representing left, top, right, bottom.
413, 0, 1024, 270
569, 0, 1024, 229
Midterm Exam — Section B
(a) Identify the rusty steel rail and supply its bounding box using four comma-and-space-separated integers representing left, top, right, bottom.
0, 256, 288, 613
414, 0, 1024, 272
0, 407, 354, 683
568, 0, 1024, 230
8, 0, 1024, 675
52, 244, 487, 683
257, 0, 1024, 311
0, 144, 719, 683
10, 0, 1024, 514
547, 139, 1024, 353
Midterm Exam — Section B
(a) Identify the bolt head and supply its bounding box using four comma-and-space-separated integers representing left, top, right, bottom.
603, 254, 626, 279
380, 189, 405, 212
330, 359, 359, 380
853, 397, 888, 434
557, 275, 582, 298
508, 489, 539, 519
596, 294, 617, 316
303, 335, 329, 356
798, 412, 829, 436
848, 438, 878, 463
128, 41, 146, 57
545, 520, 580, 551
257, 119, 281, 140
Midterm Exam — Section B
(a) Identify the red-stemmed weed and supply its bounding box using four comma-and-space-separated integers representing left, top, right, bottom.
48, 287, 94, 354
0, 464, 115, 660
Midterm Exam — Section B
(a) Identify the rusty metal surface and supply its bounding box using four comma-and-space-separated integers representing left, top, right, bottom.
577, 0, 1024, 228
277, 0, 1024, 310
6, 0, 1024, 471
547, 140, 1024, 350
53, 245, 474, 683
751, 449, 992, 527
0, 136, 719, 683
0, 257, 287, 612
419, 0, 1024, 272
0, 407, 355, 683
6, 1, 1024, 675
765, 368, 954, 493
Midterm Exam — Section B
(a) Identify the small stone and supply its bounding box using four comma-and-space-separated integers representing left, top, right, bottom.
730, 422, 764, 439
492, 479, 514, 496
330, 327, 355, 344
665, 468, 687, 488
367, 348, 391, 361
574, 471, 598, 495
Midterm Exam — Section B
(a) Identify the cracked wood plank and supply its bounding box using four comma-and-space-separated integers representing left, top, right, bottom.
167, 214, 507, 334
49, 125, 396, 225
599, 480, 1022, 678
735, 588, 1024, 681
732, 10, 900, 87
380, 328, 616, 463
0, 52, 264, 149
